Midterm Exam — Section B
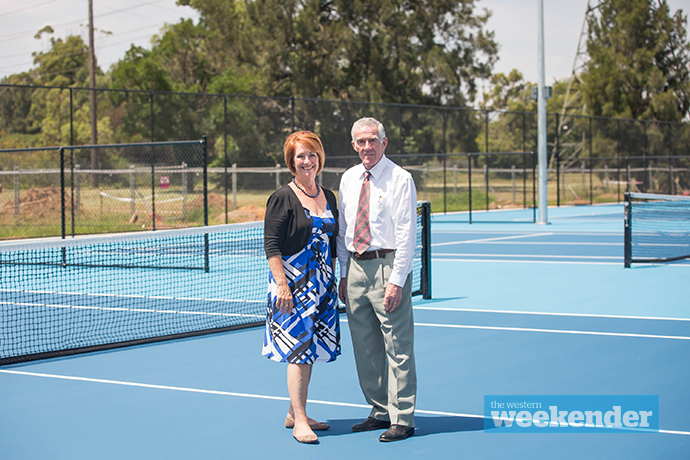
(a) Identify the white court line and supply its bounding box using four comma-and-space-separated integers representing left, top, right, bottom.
0, 301, 265, 320
0, 369, 685, 436
432, 233, 552, 247
413, 322, 690, 341
412, 306, 690, 323
340, 318, 690, 340
433, 230, 621, 236
433, 257, 690, 267
433, 258, 619, 266
0, 288, 265, 304
433, 253, 620, 260
454, 241, 621, 246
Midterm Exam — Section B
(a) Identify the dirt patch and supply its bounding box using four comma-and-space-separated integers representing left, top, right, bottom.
1, 186, 77, 218
189, 192, 227, 210
220, 205, 266, 223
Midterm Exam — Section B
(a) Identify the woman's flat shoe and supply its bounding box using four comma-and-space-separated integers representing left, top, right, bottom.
285, 419, 330, 431
293, 434, 319, 444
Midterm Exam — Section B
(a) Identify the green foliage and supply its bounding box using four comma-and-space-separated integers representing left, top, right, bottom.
583, 0, 690, 121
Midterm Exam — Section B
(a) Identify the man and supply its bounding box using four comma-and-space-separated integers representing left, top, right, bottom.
337, 117, 417, 442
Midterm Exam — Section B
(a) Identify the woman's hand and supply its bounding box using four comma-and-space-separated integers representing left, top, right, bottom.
268, 255, 294, 314
275, 282, 293, 314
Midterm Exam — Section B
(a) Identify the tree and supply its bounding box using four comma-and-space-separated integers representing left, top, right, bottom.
177, 0, 497, 105
582, 0, 690, 121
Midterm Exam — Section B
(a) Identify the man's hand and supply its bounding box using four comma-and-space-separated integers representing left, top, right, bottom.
383, 283, 403, 312
339, 277, 347, 304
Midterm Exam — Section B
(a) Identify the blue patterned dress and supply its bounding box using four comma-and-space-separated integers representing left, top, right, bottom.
262, 204, 341, 363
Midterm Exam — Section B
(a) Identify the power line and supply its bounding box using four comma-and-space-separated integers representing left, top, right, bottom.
0, 0, 176, 43
0, 0, 62, 19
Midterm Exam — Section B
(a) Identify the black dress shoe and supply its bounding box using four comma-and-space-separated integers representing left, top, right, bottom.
379, 424, 414, 442
351, 416, 391, 432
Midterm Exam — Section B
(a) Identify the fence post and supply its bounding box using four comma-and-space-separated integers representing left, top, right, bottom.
232, 163, 237, 210
14, 165, 19, 219
151, 155, 156, 231
648, 166, 653, 194
130, 165, 136, 216
581, 161, 586, 198
484, 163, 489, 211
60, 148, 65, 239
75, 163, 81, 217
604, 165, 609, 192
182, 162, 188, 219
443, 154, 447, 214
511, 164, 516, 203
276, 163, 281, 189
468, 154, 473, 224
224, 95, 228, 223
670, 164, 675, 195
202, 135, 208, 226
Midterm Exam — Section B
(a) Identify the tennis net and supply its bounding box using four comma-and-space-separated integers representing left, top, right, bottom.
624, 192, 690, 267
0, 202, 431, 365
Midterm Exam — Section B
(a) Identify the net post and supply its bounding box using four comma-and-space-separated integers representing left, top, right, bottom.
624, 192, 632, 268
60, 146, 67, 266
60, 147, 66, 240
421, 201, 432, 299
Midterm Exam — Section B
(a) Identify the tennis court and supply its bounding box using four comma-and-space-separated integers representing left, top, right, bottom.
1, 203, 689, 459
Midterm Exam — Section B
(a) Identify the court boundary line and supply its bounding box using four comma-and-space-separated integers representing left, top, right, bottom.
433, 253, 621, 260
432, 257, 621, 265
434, 241, 622, 246
412, 322, 690, 341
412, 306, 690, 323
432, 230, 621, 236
432, 233, 551, 246
432, 258, 690, 267
0, 369, 685, 436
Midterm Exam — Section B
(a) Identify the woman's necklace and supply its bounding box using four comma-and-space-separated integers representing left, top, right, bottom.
292, 178, 320, 198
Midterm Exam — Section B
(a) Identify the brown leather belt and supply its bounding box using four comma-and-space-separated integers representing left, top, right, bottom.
352, 249, 395, 260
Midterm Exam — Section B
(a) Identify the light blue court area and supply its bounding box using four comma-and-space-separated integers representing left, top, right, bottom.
1, 204, 689, 459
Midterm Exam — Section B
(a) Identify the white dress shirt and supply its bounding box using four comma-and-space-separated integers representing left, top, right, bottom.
337, 155, 417, 288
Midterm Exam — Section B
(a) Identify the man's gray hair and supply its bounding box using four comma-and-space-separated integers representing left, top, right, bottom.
351, 117, 386, 142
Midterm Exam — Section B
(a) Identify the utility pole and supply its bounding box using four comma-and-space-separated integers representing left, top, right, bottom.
88, 0, 98, 186
537, 0, 548, 224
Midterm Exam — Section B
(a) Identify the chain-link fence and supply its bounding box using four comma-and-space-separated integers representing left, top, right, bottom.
1, 83, 689, 234
0, 139, 207, 238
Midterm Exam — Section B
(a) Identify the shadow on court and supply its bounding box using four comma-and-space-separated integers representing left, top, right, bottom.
318, 416, 484, 437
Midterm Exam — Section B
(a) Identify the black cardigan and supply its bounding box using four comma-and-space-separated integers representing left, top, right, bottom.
264, 184, 339, 259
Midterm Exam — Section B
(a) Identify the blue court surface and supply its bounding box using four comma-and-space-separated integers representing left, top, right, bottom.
1, 204, 689, 459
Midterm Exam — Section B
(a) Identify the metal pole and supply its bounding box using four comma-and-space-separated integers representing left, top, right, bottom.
224, 96, 228, 223
70, 152, 75, 237
88, 0, 98, 188
60, 147, 66, 239
555, 113, 560, 207
537, 0, 548, 224
624, 192, 632, 268
150, 92, 154, 142
69, 88, 74, 146
468, 154, 473, 224
202, 135, 208, 226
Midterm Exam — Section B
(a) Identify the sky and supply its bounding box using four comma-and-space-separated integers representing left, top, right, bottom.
0, 0, 688, 87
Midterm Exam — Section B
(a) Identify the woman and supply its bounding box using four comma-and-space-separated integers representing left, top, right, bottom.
262, 131, 340, 444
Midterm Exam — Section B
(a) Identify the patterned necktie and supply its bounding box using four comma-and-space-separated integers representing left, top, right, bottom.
353, 170, 371, 254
